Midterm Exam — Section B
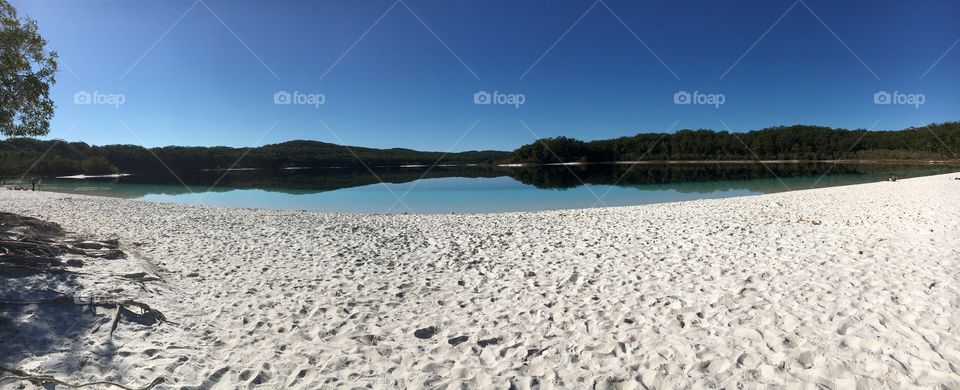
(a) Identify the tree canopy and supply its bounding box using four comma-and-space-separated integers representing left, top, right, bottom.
0, 138, 510, 177
1, 123, 958, 178
0, 0, 57, 137
509, 123, 960, 163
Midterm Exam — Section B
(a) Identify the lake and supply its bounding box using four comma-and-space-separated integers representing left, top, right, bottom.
20, 162, 958, 214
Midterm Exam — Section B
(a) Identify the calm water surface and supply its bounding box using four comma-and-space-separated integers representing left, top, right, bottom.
25, 163, 958, 213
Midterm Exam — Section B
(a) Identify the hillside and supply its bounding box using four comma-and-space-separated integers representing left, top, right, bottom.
0, 139, 509, 177
2, 122, 959, 177
512, 123, 960, 163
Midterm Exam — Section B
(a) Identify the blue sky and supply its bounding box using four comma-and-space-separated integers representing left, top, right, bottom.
12, 0, 960, 151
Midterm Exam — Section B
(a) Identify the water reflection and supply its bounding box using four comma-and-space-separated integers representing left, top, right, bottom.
42, 163, 955, 193
29, 162, 958, 213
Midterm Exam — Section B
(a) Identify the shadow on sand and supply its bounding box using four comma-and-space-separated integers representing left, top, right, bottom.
0, 212, 165, 389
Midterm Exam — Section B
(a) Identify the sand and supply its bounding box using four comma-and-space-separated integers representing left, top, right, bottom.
1, 172, 959, 389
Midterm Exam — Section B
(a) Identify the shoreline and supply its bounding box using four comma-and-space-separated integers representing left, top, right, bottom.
1, 173, 959, 388
8, 167, 960, 217
4, 158, 958, 181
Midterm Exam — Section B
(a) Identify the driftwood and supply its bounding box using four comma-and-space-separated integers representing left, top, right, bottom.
1, 212, 169, 386
0, 366, 165, 390
0, 292, 169, 332
0, 212, 125, 278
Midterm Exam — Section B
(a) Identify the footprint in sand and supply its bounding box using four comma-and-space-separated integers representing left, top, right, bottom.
414, 326, 439, 339
448, 335, 469, 346
477, 337, 502, 348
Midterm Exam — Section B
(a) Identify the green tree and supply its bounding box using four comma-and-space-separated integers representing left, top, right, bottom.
80, 156, 116, 175
1, 0, 57, 137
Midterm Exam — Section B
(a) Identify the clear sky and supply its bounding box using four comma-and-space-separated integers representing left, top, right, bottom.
12, 0, 960, 151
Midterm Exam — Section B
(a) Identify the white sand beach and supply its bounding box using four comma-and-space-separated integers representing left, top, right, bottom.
1, 172, 959, 389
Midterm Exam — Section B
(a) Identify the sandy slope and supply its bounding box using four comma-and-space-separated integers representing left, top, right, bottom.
1, 173, 959, 389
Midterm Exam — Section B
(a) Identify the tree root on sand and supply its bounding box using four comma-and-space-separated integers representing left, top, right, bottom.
1, 212, 171, 387
0, 294, 168, 328
0, 366, 165, 390
0, 212, 125, 269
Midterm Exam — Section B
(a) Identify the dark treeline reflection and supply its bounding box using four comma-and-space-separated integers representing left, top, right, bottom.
508, 163, 958, 191
40, 166, 504, 198
38, 162, 957, 198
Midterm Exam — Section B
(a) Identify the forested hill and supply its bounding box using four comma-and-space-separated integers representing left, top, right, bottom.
0, 139, 509, 177
2, 122, 959, 177
512, 122, 960, 163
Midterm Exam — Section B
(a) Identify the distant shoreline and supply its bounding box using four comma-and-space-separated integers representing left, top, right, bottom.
525, 159, 960, 167
610, 158, 960, 165
4, 159, 956, 181
6, 122, 960, 179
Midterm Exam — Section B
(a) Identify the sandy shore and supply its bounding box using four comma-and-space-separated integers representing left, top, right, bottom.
1, 173, 959, 389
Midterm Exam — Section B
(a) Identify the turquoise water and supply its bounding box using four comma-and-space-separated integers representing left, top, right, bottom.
142, 177, 756, 214
22, 163, 957, 213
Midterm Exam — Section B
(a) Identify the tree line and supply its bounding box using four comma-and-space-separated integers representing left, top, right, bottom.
511, 123, 960, 163
2, 123, 959, 178
0, 139, 509, 177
